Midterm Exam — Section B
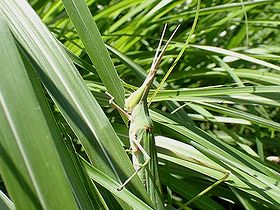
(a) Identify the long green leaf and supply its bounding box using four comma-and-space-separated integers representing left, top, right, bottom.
0, 191, 14, 210
191, 45, 280, 71
0, 15, 80, 210
61, 0, 125, 108
196, 102, 280, 131
157, 0, 275, 23
81, 157, 153, 210
151, 111, 280, 207
0, 0, 151, 205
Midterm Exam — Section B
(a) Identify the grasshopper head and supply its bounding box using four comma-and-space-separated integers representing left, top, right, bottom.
124, 85, 145, 113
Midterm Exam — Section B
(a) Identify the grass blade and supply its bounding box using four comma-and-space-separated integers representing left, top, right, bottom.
0, 0, 151, 205
0, 15, 80, 210
61, 0, 125, 108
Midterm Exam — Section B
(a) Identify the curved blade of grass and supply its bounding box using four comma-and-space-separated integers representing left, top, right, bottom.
157, 0, 275, 23
171, 95, 279, 107
234, 69, 280, 85
155, 136, 279, 209
0, 191, 14, 210
61, 0, 125, 108
93, 0, 142, 22
151, 85, 280, 108
214, 56, 244, 87
22, 46, 108, 209
0, 0, 151, 204
160, 174, 225, 210
191, 45, 280, 72
150, 111, 280, 206
191, 69, 280, 85
81, 157, 153, 210
57, 121, 108, 210
0, 15, 82, 209
195, 101, 280, 131
187, 114, 251, 125
151, 111, 279, 180
152, 85, 280, 98
231, 187, 262, 210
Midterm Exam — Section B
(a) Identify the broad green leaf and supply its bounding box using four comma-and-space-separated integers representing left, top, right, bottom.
0, 15, 80, 210
0, 0, 151, 206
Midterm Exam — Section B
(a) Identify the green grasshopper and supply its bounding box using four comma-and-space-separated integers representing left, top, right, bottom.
107, 24, 231, 209
107, 24, 179, 209
107, 2, 230, 208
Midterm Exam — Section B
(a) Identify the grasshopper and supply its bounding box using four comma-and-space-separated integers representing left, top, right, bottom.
107, 24, 179, 209
107, 3, 229, 208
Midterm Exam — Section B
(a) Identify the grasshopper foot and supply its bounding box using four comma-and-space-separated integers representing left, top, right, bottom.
117, 185, 124, 191
125, 148, 132, 154
105, 91, 114, 104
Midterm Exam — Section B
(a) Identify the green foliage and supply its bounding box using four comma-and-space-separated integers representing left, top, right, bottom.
0, 0, 280, 209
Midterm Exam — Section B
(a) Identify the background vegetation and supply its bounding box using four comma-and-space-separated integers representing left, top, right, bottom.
0, 0, 280, 209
